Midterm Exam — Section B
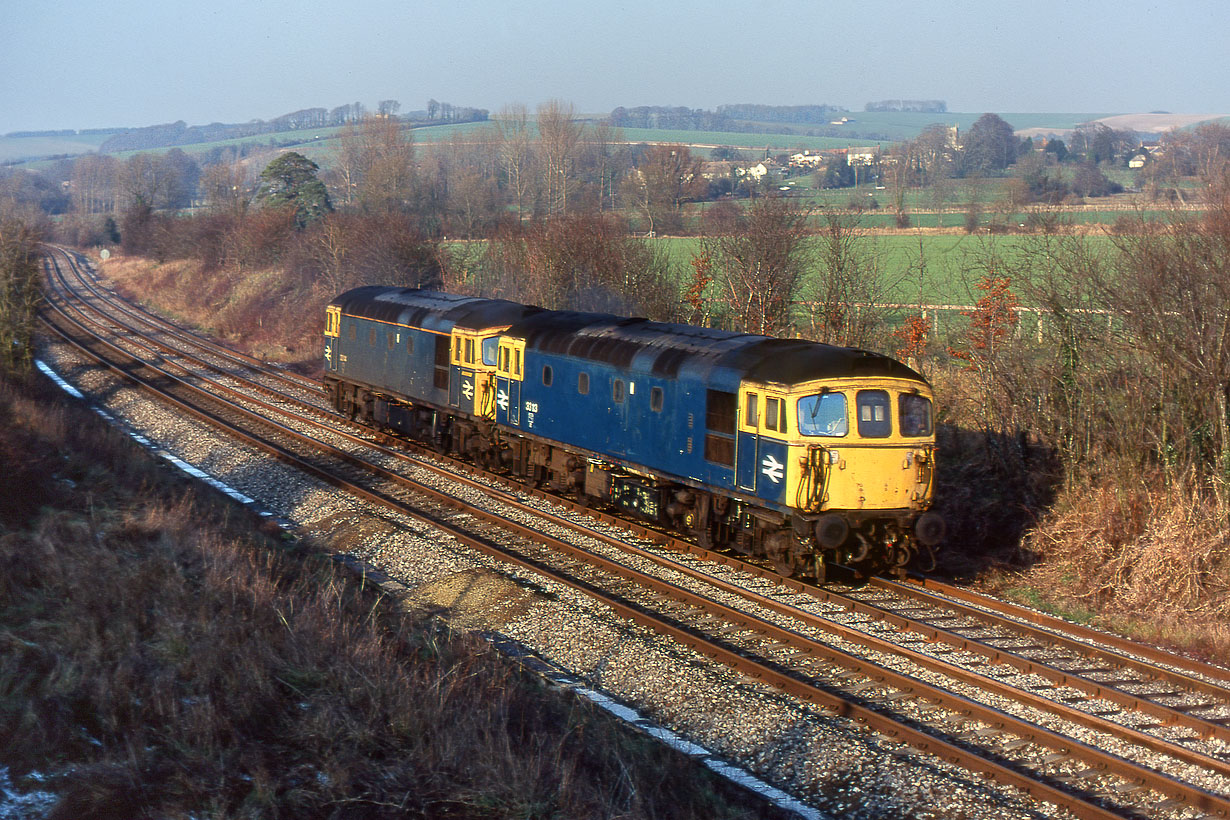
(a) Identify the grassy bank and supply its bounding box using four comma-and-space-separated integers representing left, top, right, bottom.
0, 371, 785, 819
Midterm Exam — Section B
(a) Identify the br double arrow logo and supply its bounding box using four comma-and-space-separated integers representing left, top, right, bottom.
761, 453, 784, 483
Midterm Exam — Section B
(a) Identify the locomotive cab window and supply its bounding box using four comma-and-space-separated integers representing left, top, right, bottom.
481, 337, 499, 367
899, 393, 933, 437
856, 390, 892, 438
744, 393, 759, 428
798, 392, 847, 437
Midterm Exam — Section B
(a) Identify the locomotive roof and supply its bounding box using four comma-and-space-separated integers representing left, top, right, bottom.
332, 286, 539, 333
331, 287, 926, 387
506, 309, 926, 387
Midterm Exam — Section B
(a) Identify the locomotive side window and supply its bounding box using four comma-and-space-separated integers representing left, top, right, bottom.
406, 336, 413, 354
542, 365, 553, 386
387, 332, 396, 350
744, 393, 759, 428
706, 390, 736, 434
434, 336, 450, 390
704, 390, 737, 466
613, 379, 625, 403
798, 392, 848, 437
765, 397, 787, 433
578, 372, 589, 394
899, 393, 933, 437
481, 337, 499, 367
651, 386, 664, 413
348, 323, 356, 341
368, 327, 377, 346
856, 390, 892, 438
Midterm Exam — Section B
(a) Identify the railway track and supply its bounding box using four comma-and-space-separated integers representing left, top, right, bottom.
39, 246, 1230, 819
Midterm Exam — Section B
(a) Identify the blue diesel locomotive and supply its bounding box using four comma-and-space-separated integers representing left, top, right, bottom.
323, 286, 943, 576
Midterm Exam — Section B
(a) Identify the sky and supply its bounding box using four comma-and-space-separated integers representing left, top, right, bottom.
3, 0, 1229, 133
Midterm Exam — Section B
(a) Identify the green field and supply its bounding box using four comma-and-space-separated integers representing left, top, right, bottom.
612, 127, 886, 151
756, 111, 1117, 143
648, 231, 1117, 308
0, 131, 118, 162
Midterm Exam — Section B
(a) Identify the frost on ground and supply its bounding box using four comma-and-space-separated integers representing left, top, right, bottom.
0, 769, 55, 820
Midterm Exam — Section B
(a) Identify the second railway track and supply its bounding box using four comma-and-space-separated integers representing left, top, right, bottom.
38, 246, 1230, 820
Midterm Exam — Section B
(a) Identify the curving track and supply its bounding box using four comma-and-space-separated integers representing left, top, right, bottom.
39, 246, 1230, 820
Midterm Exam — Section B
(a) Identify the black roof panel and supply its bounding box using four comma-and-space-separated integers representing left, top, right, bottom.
331, 288, 927, 387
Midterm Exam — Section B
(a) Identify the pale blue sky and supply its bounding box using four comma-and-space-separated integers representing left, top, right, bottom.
3, 0, 1228, 133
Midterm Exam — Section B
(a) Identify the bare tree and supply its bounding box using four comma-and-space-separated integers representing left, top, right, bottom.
585, 122, 626, 212
494, 104, 535, 221
476, 213, 679, 318
621, 144, 704, 235
71, 154, 119, 214
804, 212, 899, 347
334, 116, 416, 213
117, 153, 184, 210
201, 158, 251, 216
701, 196, 812, 334
1103, 194, 1230, 479
435, 132, 502, 237
537, 100, 582, 216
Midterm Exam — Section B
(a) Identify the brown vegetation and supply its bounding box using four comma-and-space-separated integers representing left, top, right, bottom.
925, 187, 1230, 661
0, 371, 786, 819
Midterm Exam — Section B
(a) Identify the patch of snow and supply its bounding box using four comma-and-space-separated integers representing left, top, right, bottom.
0, 767, 56, 820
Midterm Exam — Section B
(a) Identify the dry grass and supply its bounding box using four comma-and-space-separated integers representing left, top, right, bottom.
98, 255, 327, 376
0, 372, 784, 819
993, 476, 1230, 661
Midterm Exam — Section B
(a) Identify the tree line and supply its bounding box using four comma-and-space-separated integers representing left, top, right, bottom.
97, 99, 489, 153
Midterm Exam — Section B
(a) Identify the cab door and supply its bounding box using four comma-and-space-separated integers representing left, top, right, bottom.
736, 390, 760, 491
449, 334, 477, 412
495, 340, 523, 427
